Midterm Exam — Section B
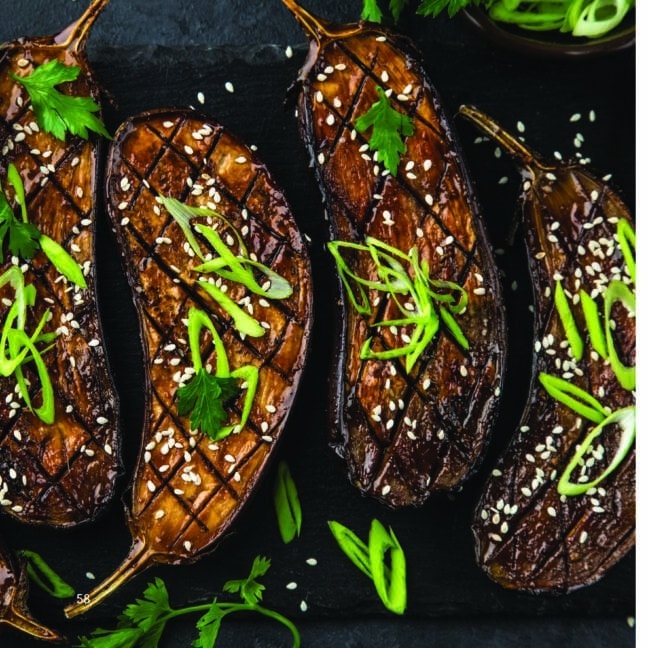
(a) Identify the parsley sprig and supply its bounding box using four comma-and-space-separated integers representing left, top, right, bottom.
10, 60, 110, 141
176, 307, 258, 440
354, 86, 414, 176
77, 555, 300, 648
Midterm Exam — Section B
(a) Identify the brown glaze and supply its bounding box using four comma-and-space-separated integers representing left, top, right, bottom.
0, 537, 62, 642
285, 1, 506, 507
64, 108, 312, 617
0, 0, 120, 526
461, 105, 635, 593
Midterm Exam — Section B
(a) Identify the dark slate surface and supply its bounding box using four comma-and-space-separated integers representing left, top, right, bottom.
0, 1, 636, 647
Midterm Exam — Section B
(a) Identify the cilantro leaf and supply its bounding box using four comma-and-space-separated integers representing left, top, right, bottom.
176, 368, 240, 438
223, 555, 272, 606
10, 60, 110, 141
193, 599, 225, 648
354, 86, 414, 175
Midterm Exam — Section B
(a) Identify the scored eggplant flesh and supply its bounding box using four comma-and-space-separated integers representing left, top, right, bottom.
285, 0, 506, 507
64, 108, 313, 617
460, 105, 635, 593
0, 0, 120, 526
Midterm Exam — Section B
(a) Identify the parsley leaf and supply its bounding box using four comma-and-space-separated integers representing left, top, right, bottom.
193, 599, 225, 648
354, 86, 414, 175
361, 0, 384, 21
222, 555, 271, 606
10, 60, 110, 141
176, 369, 240, 438
0, 181, 40, 260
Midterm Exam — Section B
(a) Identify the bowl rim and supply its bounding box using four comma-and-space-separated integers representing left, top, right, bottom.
461, 5, 636, 59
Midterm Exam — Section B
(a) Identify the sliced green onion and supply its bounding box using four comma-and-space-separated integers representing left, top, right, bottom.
328, 519, 407, 615
198, 280, 265, 338
7, 163, 28, 223
19, 549, 75, 599
273, 461, 302, 544
327, 520, 372, 579
616, 217, 636, 285
39, 234, 87, 288
538, 372, 607, 423
557, 406, 635, 496
554, 280, 583, 361
604, 279, 635, 390
367, 519, 407, 615
158, 195, 209, 260
579, 290, 608, 358
328, 237, 469, 372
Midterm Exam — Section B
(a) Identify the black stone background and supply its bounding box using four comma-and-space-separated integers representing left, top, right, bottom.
0, 1, 636, 646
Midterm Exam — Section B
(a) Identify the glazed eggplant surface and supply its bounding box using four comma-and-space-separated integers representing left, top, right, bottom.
64, 107, 312, 616
285, 0, 506, 508
0, 0, 120, 527
461, 106, 635, 594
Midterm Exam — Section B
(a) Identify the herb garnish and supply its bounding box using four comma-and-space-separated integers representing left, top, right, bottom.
77, 555, 300, 648
0, 266, 57, 423
176, 307, 258, 440
18, 549, 75, 599
328, 519, 407, 615
10, 60, 110, 141
159, 196, 292, 337
1, 163, 87, 287
360, 0, 635, 38
542, 217, 635, 495
329, 237, 468, 372
354, 86, 414, 176
273, 461, 302, 543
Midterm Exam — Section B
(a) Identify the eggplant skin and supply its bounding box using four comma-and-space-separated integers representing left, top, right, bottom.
287, 5, 506, 507
0, 3, 121, 527
465, 106, 635, 594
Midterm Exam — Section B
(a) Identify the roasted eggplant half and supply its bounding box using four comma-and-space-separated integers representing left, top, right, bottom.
461, 105, 635, 593
0, 0, 120, 527
284, 0, 506, 507
64, 108, 312, 616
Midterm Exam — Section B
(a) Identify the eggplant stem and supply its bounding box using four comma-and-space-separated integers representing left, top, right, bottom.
1, 606, 63, 643
63, 539, 153, 618
56, 0, 110, 53
282, 0, 361, 42
458, 104, 540, 169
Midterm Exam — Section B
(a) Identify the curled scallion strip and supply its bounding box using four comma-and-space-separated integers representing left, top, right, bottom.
18, 549, 75, 599
554, 280, 583, 361
557, 406, 635, 496
604, 279, 635, 391
328, 237, 469, 373
159, 196, 292, 336
538, 373, 607, 423
0, 266, 57, 424
328, 519, 407, 615
273, 461, 302, 544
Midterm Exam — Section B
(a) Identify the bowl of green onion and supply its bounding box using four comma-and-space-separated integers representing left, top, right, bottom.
461, 0, 635, 58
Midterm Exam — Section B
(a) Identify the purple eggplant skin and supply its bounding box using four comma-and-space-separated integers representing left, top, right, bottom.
284, 0, 507, 508
461, 105, 635, 594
